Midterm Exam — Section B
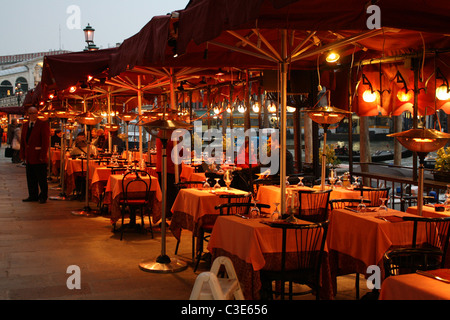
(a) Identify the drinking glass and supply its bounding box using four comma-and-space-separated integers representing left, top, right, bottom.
444, 185, 450, 210
377, 197, 388, 214
214, 178, 221, 189
335, 175, 343, 187
357, 196, 367, 213
250, 199, 260, 219
271, 202, 280, 221
224, 170, 233, 190
203, 179, 211, 189
297, 177, 304, 187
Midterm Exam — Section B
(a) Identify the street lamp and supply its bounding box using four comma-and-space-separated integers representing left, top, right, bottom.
15, 83, 23, 106
83, 23, 99, 51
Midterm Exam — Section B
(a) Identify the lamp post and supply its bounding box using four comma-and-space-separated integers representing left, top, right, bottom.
83, 23, 99, 51
15, 83, 23, 106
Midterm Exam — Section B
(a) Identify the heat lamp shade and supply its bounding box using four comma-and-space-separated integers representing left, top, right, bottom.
306, 106, 351, 125
142, 119, 192, 140
388, 128, 450, 154
118, 113, 138, 122
76, 112, 102, 126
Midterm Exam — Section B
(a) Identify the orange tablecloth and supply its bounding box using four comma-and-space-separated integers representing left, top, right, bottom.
64, 158, 102, 195
103, 174, 162, 224
407, 205, 450, 218
207, 215, 333, 299
328, 208, 424, 269
50, 147, 61, 175
379, 269, 450, 300
170, 188, 250, 241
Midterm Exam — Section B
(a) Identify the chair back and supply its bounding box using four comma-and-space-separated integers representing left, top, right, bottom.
383, 247, 443, 277
111, 167, 127, 175
264, 220, 329, 299
215, 202, 270, 216
296, 189, 331, 222
121, 170, 151, 205
355, 187, 390, 206
251, 178, 279, 198
402, 216, 450, 267
175, 181, 204, 190
329, 198, 371, 211
218, 193, 252, 215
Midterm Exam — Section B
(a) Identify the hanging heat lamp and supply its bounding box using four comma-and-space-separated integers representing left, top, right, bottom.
388, 128, 450, 216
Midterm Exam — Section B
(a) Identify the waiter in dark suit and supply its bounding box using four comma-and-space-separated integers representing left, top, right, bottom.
19, 107, 50, 203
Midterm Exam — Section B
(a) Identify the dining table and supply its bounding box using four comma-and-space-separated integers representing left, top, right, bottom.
49, 147, 62, 176
206, 215, 333, 300
64, 157, 103, 195
379, 269, 450, 300
170, 187, 251, 249
327, 207, 429, 295
406, 204, 450, 218
103, 173, 162, 225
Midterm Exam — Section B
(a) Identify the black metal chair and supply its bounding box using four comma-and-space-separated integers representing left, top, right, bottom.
354, 187, 390, 207
383, 216, 450, 279
260, 220, 329, 300
295, 189, 332, 223
117, 170, 153, 241
383, 247, 444, 278
402, 216, 450, 267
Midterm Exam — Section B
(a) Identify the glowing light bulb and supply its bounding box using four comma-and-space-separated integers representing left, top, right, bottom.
363, 90, 377, 103
436, 85, 450, 101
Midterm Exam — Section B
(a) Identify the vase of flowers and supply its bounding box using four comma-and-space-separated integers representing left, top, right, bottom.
434, 146, 450, 182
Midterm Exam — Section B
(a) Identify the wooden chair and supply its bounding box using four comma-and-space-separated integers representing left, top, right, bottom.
383, 248, 444, 278
295, 189, 332, 223
117, 170, 153, 241
260, 221, 329, 300
251, 178, 279, 198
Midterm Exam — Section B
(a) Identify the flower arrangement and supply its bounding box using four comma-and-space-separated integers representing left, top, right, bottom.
435, 146, 450, 172
434, 146, 450, 182
320, 143, 341, 168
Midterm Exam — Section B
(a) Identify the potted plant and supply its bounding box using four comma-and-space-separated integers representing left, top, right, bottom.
434, 146, 450, 182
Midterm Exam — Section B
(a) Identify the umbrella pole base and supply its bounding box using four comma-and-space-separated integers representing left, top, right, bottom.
71, 206, 100, 217
139, 255, 188, 273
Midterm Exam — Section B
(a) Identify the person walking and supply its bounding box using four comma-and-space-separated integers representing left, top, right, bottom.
11, 123, 22, 163
19, 107, 50, 204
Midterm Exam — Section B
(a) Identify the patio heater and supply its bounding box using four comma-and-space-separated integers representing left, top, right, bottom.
306, 91, 351, 190
388, 128, 450, 216
71, 111, 103, 216
139, 116, 192, 273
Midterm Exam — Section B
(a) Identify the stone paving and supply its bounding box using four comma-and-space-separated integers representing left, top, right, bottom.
0, 144, 367, 300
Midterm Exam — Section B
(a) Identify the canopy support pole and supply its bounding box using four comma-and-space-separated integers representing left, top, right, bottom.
279, 29, 288, 215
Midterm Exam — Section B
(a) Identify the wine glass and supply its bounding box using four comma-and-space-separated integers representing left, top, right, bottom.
377, 197, 388, 214
329, 176, 336, 189
224, 170, 233, 190
286, 176, 290, 187
203, 179, 211, 189
357, 196, 367, 213
214, 178, 221, 189
297, 177, 304, 187
335, 175, 343, 187
444, 185, 450, 210
250, 199, 260, 219
271, 202, 280, 221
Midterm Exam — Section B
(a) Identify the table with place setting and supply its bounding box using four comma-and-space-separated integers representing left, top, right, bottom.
206, 215, 334, 300
170, 187, 252, 243
103, 173, 162, 225
327, 206, 430, 294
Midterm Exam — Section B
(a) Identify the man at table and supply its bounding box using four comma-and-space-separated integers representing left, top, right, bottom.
20, 107, 50, 203
70, 132, 98, 158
